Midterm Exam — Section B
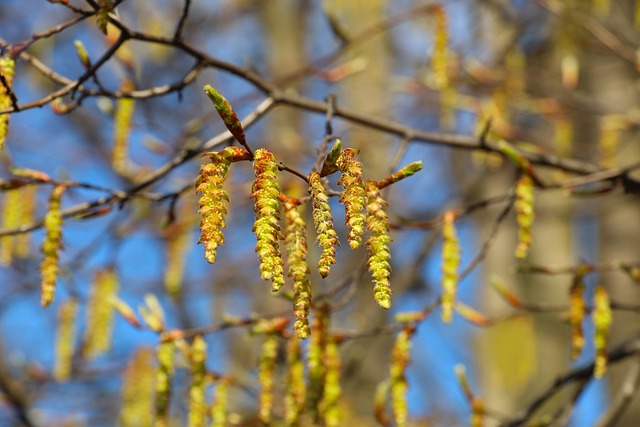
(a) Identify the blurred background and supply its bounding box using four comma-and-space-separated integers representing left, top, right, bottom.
1, 0, 640, 426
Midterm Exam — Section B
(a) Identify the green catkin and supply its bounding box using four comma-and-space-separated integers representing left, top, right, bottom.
258, 333, 279, 424
54, 298, 78, 382
196, 155, 231, 264
515, 174, 534, 259
0, 55, 16, 151
285, 336, 306, 426
83, 269, 119, 358
96, 0, 113, 34
251, 148, 285, 292
308, 172, 339, 278
40, 185, 65, 307
188, 335, 208, 427
337, 148, 366, 249
154, 339, 176, 426
365, 180, 393, 309
282, 196, 312, 339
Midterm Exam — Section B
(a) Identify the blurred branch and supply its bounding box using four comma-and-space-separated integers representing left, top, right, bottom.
501, 335, 640, 427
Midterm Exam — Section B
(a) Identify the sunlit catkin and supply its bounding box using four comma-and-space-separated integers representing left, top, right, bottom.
337, 148, 366, 250
252, 148, 285, 292
14, 185, 36, 259
390, 326, 414, 427
211, 377, 230, 427
569, 274, 586, 360
0, 188, 21, 266
188, 335, 208, 427
282, 195, 312, 339
441, 211, 460, 323
258, 333, 278, 424
120, 347, 154, 427
40, 185, 65, 307
112, 81, 135, 175
54, 298, 78, 382
365, 180, 392, 309
309, 172, 339, 278
197, 158, 230, 266
593, 285, 612, 379
515, 174, 534, 259
432, 6, 449, 89
0, 55, 15, 151
84, 268, 119, 358
319, 336, 342, 427
285, 336, 306, 425
154, 339, 176, 425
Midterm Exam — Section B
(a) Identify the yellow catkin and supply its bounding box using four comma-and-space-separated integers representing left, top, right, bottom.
593, 285, 612, 379
0, 188, 21, 266
14, 185, 36, 259
211, 377, 230, 427
365, 180, 392, 309
515, 174, 535, 260
337, 148, 366, 250
0, 55, 16, 151
431, 6, 449, 89
40, 185, 65, 307
569, 274, 586, 359
309, 172, 340, 278
54, 298, 78, 382
285, 337, 306, 426
251, 148, 285, 292
84, 269, 119, 358
112, 82, 135, 175
120, 347, 154, 427
154, 339, 176, 425
599, 115, 625, 169
258, 333, 278, 424
441, 211, 460, 323
188, 335, 208, 427
390, 327, 414, 427
319, 337, 342, 427
197, 156, 231, 264
164, 222, 191, 299
283, 196, 312, 339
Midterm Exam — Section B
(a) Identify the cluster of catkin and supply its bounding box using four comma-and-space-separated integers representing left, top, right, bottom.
196, 140, 422, 338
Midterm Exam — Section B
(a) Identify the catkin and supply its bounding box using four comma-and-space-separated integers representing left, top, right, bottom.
515, 174, 534, 259
40, 185, 65, 307
188, 335, 208, 427
569, 274, 586, 359
283, 196, 312, 339
337, 148, 366, 250
309, 172, 339, 278
441, 211, 460, 323
251, 148, 285, 292
365, 180, 392, 309
196, 156, 230, 264
0, 55, 15, 151
54, 298, 78, 382
83, 269, 119, 358
593, 285, 612, 378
